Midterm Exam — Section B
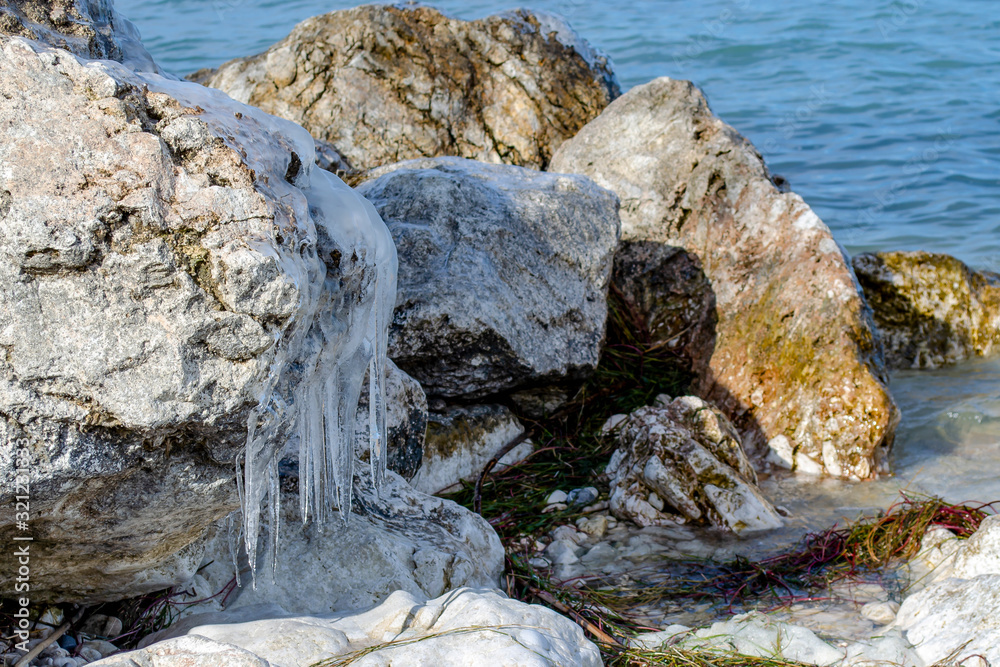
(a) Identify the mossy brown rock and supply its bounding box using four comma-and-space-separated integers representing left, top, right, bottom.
191, 4, 619, 175
852, 251, 1000, 369
551, 77, 899, 479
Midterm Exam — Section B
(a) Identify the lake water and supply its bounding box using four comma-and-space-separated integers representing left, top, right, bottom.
118, 0, 1000, 271
115, 0, 1000, 510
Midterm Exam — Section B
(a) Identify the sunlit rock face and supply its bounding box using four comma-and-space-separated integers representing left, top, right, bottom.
551, 77, 899, 480
192, 4, 620, 175
357, 157, 620, 413
853, 250, 1000, 369
0, 7, 396, 599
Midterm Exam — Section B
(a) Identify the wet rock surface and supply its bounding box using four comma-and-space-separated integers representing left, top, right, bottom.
853, 251, 1000, 369
357, 157, 620, 404
605, 396, 783, 533
550, 76, 899, 479
193, 4, 619, 174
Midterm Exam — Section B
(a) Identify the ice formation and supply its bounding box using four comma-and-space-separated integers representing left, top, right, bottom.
121, 68, 397, 579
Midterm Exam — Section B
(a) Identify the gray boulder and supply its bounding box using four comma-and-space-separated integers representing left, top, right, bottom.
357, 157, 620, 406
853, 251, 1000, 369
192, 4, 619, 173
0, 27, 392, 599
551, 77, 898, 480
605, 395, 783, 533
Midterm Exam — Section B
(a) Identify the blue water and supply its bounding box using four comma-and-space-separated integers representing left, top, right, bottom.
117, 0, 1000, 271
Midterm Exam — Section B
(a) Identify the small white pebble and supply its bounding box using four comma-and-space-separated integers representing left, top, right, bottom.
545, 490, 568, 505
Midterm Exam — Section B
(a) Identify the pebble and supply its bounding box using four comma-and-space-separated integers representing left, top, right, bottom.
551, 525, 588, 545
528, 557, 551, 569
567, 487, 600, 506
77, 646, 104, 662
545, 490, 569, 505
580, 500, 609, 514
81, 640, 120, 658
648, 492, 665, 511
576, 515, 609, 539
860, 600, 900, 625
545, 539, 581, 566
601, 414, 627, 434
542, 502, 568, 514
57, 635, 76, 650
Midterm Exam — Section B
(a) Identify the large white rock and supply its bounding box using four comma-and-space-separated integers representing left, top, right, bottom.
91, 635, 270, 667
0, 27, 394, 601
137, 588, 602, 667
896, 574, 1000, 665
895, 516, 1000, 665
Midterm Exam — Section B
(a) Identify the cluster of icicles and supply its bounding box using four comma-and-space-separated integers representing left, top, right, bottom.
147, 75, 400, 585
234, 158, 398, 584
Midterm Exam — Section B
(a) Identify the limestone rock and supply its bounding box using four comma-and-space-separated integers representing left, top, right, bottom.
0, 0, 158, 71
356, 359, 428, 480
605, 396, 783, 533
194, 4, 619, 173
950, 515, 1000, 580
188, 469, 503, 616
90, 635, 270, 667
140, 588, 602, 667
896, 574, 1000, 666
411, 404, 530, 495
551, 76, 899, 479
852, 251, 1000, 369
357, 157, 620, 403
680, 612, 844, 666
840, 629, 923, 667
0, 34, 391, 600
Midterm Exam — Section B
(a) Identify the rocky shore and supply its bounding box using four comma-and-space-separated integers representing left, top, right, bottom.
2, 2, 999, 666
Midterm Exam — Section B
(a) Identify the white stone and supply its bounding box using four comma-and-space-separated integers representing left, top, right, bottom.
896, 574, 1000, 665
546, 490, 570, 505
140, 588, 601, 667
90, 635, 269, 667
859, 600, 899, 626
951, 515, 1000, 579
681, 612, 844, 666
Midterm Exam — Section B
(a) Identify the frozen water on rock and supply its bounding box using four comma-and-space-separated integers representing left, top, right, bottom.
105, 64, 398, 582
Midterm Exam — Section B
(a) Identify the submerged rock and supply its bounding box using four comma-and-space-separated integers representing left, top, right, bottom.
193, 4, 619, 174
357, 157, 620, 406
411, 404, 529, 495
136, 588, 602, 667
551, 76, 898, 480
186, 470, 503, 616
605, 396, 783, 533
852, 251, 1000, 369
0, 18, 393, 599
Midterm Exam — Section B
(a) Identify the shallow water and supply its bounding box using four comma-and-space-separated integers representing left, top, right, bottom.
118, 0, 1000, 271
